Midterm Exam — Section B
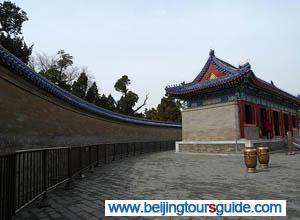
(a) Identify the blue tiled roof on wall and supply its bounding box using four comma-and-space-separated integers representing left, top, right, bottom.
0, 46, 181, 128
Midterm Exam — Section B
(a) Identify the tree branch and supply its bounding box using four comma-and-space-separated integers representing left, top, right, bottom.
133, 93, 149, 113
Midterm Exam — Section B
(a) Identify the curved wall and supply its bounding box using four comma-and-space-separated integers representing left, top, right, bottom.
0, 50, 181, 152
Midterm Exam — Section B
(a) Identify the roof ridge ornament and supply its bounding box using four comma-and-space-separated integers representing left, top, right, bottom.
238, 62, 251, 71
209, 49, 215, 57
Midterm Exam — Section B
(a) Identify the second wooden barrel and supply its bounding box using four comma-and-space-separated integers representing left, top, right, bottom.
257, 145, 269, 168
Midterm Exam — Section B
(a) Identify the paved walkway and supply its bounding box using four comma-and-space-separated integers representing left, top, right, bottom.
15, 151, 300, 220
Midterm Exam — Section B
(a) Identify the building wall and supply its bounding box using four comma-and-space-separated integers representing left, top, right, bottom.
0, 66, 181, 153
239, 100, 299, 140
244, 126, 260, 139
182, 102, 240, 141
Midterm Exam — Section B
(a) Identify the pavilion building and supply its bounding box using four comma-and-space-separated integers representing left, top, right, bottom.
166, 50, 300, 153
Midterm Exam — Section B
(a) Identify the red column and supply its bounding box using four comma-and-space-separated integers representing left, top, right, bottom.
269, 109, 274, 138
239, 101, 245, 138
289, 113, 293, 136
254, 104, 261, 138
280, 111, 284, 137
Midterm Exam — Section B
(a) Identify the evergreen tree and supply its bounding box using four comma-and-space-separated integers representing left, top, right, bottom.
86, 82, 99, 104
0, 1, 32, 63
43, 68, 71, 91
0, 34, 32, 63
114, 75, 130, 95
96, 94, 116, 111
56, 50, 73, 76
39, 50, 72, 91
114, 75, 147, 116
33, 50, 79, 91
144, 96, 182, 123
72, 72, 88, 99
144, 108, 159, 120
156, 96, 182, 122
106, 94, 116, 111
116, 91, 139, 115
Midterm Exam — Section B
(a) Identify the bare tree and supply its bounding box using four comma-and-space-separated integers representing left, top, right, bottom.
32, 52, 57, 73
30, 52, 83, 85
65, 65, 80, 84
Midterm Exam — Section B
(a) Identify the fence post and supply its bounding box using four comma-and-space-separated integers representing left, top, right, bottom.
120, 143, 123, 160
145, 142, 148, 154
88, 146, 93, 173
10, 154, 17, 219
79, 146, 85, 179
36, 150, 50, 208
95, 145, 100, 167
139, 142, 142, 154
126, 143, 129, 157
64, 147, 74, 190
112, 144, 116, 161
133, 143, 136, 156
104, 144, 107, 164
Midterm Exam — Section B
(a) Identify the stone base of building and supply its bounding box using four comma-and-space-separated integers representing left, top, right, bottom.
176, 139, 287, 154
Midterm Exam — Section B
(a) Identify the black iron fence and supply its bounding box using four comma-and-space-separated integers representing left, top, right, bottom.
0, 153, 16, 220
0, 140, 175, 220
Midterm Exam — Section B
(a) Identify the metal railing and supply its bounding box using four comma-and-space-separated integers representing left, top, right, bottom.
0, 140, 176, 220
0, 153, 16, 220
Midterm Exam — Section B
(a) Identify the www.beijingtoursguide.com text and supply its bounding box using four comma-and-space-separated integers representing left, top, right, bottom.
105, 200, 286, 217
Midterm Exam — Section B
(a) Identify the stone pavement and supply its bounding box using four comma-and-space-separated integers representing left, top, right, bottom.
15, 150, 300, 220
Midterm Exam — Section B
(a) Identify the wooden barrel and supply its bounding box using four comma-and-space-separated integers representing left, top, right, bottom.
257, 145, 269, 168
244, 147, 257, 173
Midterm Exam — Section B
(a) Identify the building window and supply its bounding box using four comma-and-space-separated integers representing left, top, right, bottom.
292, 115, 297, 128
245, 104, 254, 124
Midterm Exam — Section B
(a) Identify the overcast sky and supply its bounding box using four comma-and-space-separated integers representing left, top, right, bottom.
14, 0, 300, 109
